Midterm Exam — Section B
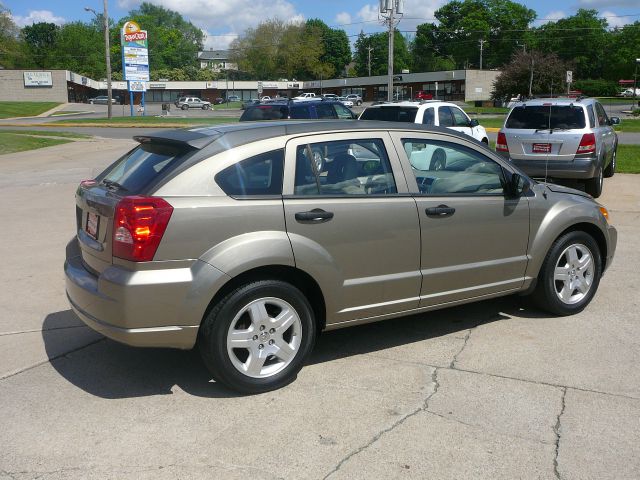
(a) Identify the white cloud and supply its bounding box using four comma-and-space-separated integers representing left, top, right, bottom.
537, 10, 566, 24
11, 9, 65, 26
601, 10, 633, 28
354, 0, 445, 31
335, 12, 352, 26
202, 30, 239, 50
576, 0, 638, 6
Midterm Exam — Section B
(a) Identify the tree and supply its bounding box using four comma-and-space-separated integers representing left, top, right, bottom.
305, 19, 351, 76
606, 22, 640, 81
411, 23, 455, 72
353, 30, 410, 77
22, 22, 60, 68
48, 22, 105, 78
492, 50, 570, 100
0, 5, 29, 68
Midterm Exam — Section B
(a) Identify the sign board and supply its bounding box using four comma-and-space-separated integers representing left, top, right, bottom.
206, 81, 217, 89
149, 83, 166, 89
475, 87, 483, 93
128, 81, 147, 92
23, 71, 52, 87
566, 71, 573, 84
262, 82, 278, 89
121, 21, 150, 81
257, 81, 263, 95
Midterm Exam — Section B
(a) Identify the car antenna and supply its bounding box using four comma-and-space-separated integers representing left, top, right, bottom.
544, 84, 553, 185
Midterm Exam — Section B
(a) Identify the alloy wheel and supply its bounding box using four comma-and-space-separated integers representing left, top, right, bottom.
553, 243, 595, 305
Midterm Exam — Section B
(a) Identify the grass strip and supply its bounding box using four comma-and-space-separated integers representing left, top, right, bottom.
0, 101, 61, 119
0, 132, 72, 155
0, 129, 91, 139
50, 116, 239, 127
616, 144, 640, 174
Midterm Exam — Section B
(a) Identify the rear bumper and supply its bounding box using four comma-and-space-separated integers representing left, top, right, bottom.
64, 237, 229, 349
499, 153, 599, 179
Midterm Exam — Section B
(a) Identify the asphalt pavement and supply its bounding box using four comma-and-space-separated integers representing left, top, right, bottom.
0, 138, 639, 479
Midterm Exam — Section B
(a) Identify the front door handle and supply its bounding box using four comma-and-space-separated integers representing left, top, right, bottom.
425, 205, 456, 217
295, 209, 334, 223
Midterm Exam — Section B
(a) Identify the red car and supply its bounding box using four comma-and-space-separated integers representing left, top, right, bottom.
415, 90, 433, 100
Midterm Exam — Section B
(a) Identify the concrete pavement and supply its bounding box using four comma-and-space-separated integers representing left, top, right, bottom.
0, 139, 639, 479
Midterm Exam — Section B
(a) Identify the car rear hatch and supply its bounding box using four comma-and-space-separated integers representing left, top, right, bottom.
503, 104, 587, 161
74, 132, 216, 273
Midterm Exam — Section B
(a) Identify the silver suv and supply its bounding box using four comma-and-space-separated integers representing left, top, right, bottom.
65, 121, 616, 393
496, 98, 619, 198
175, 96, 211, 110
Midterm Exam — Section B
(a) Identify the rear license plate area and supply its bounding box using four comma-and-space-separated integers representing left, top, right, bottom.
532, 143, 552, 154
86, 212, 99, 240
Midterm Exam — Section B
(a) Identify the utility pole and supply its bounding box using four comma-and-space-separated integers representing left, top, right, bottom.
367, 45, 374, 77
479, 39, 486, 70
85, 1, 113, 119
379, 0, 403, 102
528, 55, 534, 98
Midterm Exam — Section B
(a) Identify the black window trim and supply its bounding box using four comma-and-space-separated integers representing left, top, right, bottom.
215, 148, 285, 197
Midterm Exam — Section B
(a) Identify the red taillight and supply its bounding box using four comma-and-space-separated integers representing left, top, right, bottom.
112, 196, 173, 262
576, 133, 596, 155
496, 132, 509, 152
79, 179, 97, 188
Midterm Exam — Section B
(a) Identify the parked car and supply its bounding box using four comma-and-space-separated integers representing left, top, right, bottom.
260, 96, 271, 102
88, 95, 117, 105
66, 121, 616, 393
293, 92, 317, 101
214, 97, 225, 105
620, 88, 640, 97
415, 91, 434, 101
227, 95, 241, 102
241, 99, 261, 110
359, 101, 489, 143
175, 97, 211, 110
322, 94, 339, 100
239, 100, 356, 121
496, 97, 619, 198
338, 96, 354, 108
345, 94, 363, 106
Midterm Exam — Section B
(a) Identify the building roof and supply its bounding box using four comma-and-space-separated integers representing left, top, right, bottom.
197, 50, 230, 61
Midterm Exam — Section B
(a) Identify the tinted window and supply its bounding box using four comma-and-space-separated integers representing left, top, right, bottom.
294, 139, 396, 196
451, 107, 470, 127
587, 105, 596, 128
403, 139, 504, 195
422, 108, 435, 126
289, 105, 312, 119
360, 106, 418, 122
315, 103, 337, 119
215, 149, 284, 196
334, 103, 354, 119
100, 143, 191, 193
239, 105, 289, 121
595, 103, 608, 126
505, 105, 586, 129
438, 107, 454, 127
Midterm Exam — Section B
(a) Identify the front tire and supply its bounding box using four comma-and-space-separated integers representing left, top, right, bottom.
199, 280, 316, 394
531, 231, 602, 316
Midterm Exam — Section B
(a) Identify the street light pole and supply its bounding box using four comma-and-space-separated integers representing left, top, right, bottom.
85, 2, 113, 119
379, 0, 403, 102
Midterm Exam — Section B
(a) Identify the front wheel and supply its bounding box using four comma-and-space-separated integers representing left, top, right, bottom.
181, 104, 189, 110
584, 166, 603, 198
202, 104, 210, 110
199, 280, 316, 394
531, 231, 602, 316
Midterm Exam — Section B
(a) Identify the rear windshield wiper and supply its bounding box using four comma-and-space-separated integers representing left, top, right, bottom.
101, 179, 128, 191
534, 127, 570, 133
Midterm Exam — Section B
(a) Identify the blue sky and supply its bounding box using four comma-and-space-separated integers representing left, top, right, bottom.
5, 0, 639, 50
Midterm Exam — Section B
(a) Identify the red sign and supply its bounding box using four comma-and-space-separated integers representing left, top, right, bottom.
532, 143, 552, 154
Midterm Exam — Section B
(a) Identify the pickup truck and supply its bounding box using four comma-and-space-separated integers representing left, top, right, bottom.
293, 92, 317, 101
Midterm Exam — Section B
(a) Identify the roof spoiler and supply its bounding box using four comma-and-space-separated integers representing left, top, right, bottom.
133, 128, 222, 150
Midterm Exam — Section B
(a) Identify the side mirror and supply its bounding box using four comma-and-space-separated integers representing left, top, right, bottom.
469, 119, 479, 127
506, 172, 530, 197
609, 117, 620, 125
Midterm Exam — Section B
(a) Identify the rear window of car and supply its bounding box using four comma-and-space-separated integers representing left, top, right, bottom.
505, 105, 586, 129
215, 149, 284, 196
360, 106, 418, 122
240, 105, 289, 121
98, 143, 192, 193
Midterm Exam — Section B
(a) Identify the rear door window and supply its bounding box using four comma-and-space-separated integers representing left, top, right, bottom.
215, 149, 284, 196
333, 103, 354, 119
595, 103, 608, 126
315, 103, 338, 119
422, 108, 435, 126
587, 105, 596, 128
438, 107, 454, 127
505, 105, 586, 129
360, 106, 418, 122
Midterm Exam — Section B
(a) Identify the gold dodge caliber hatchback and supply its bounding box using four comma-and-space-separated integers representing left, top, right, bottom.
65, 121, 617, 393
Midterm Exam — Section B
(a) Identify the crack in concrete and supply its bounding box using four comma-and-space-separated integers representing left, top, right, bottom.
449, 325, 477, 369
322, 367, 441, 479
553, 387, 567, 480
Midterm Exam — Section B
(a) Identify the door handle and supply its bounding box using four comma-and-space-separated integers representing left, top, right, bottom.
425, 205, 456, 217
295, 209, 334, 223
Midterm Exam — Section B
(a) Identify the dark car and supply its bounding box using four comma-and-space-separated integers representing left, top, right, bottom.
239, 100, 356, 122
241, 99, 261, 110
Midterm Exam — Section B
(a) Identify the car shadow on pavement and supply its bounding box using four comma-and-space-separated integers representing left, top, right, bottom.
42, 295, 551, 399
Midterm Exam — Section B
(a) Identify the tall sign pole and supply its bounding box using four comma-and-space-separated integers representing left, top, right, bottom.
103, 0, 112, 119
121, 20, 149, 117
379, 0, 403, 102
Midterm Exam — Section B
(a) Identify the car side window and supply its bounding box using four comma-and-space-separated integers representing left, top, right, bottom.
216, 149, 284, 196
422, 108, 435, 126
294, 139, 397, 196
315, 103, 338, 119
289, 105, 310, 119
402, 139, 505, 195
595, 103, 608, 126
438, 107, 454, 127
333, 103, 354, 119
587, 106, 596, 128
451, 107, 470, 127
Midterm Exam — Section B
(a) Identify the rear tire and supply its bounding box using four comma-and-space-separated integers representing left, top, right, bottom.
584, 165, 603, 198
202, 104, 210, 110
531, 231, 602, 316
181, 104, 189, 110
199, 280, 316, 394
603, 148, 616, 178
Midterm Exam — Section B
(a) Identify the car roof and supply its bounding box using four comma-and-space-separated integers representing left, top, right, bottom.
134, 120, 473, 151
514, 98, 592, 107
367, 100, 458, 108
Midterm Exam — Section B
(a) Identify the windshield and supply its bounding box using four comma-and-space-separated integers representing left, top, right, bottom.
360, 106, 418, 122
506, 105, 586, 130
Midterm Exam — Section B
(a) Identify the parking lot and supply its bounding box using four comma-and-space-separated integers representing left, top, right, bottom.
0, 138, 639, 479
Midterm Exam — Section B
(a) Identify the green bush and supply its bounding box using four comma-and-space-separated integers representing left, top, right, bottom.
573, 79, 619, 97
